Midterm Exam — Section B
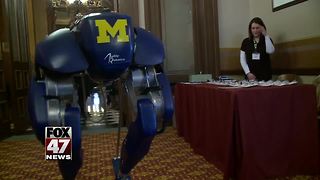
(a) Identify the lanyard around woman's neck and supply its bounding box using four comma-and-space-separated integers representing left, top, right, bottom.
253, 38, 259, 51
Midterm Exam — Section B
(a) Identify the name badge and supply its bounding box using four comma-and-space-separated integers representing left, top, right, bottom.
252, 53, 260, 60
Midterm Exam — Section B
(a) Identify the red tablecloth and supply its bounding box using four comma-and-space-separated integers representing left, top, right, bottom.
175, 83, 320, 180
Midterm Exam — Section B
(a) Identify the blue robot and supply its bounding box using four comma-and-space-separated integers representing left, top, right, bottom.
28, 11, 174, 179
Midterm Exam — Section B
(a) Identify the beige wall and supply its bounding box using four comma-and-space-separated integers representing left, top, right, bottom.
249, 0, 320, 43
162, 0, 194, 75
218, 0, 250, 48
218, 0, 320, 47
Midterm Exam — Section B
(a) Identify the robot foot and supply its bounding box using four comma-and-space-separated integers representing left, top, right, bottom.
58, 159, 82, 180
113, 156, 131, 180
112, 156, 121, 177
116, 175, 131, 180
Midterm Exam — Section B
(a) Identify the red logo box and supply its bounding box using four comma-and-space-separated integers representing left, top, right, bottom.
45, 127, 72, 160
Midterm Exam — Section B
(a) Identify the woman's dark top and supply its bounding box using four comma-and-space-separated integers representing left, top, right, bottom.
241, 36, 272, 81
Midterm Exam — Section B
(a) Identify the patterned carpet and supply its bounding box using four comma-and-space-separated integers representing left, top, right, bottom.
0, 128, 319, 180
0, 128, 223, 180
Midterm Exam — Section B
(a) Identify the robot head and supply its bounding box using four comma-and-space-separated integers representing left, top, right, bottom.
76, 11, 134, 80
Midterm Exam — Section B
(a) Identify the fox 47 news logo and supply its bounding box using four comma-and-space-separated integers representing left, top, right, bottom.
45, 127, 72, 160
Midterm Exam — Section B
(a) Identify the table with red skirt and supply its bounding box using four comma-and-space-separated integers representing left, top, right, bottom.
174, 83, 320, 180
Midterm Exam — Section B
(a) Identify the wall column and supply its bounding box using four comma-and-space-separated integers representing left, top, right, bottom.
192, 0, 220, 77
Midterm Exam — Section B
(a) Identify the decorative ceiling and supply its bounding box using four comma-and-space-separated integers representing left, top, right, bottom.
49, 0, 114, 30
51, 0, 104, 8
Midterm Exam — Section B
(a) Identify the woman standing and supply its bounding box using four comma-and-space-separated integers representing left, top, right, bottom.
240, 17, 275, 81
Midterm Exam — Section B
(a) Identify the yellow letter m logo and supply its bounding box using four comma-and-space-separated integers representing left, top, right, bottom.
95, 19, 129, 43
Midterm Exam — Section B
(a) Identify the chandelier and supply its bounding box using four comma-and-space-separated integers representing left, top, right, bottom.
51, 0, 103, 8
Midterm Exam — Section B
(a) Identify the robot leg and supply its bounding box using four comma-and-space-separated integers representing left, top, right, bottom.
58, 106, 83, 180
113, 98, 157, 178
28, 78, 83, 179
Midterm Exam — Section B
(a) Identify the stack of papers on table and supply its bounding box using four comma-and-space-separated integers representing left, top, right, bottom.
207, 80, 298, 88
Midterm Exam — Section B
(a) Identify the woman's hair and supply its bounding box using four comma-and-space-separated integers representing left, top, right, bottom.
248, 17, 266, 39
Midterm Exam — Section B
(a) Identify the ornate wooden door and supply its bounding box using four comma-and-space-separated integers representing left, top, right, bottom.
0, 0, 30, 136
0, 0, 10, 138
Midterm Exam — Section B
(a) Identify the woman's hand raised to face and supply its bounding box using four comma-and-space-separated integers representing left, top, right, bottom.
261, 26, 267, 36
